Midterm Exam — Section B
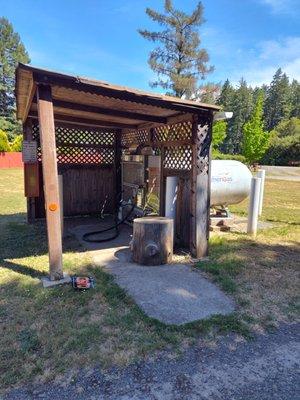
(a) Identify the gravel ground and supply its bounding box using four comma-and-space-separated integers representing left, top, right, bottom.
3, 323, 299, 400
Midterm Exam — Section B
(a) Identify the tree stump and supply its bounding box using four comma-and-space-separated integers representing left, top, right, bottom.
132, 217, 173, 265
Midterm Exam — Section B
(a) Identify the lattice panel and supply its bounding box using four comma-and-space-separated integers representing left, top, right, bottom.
122, 129, 149, 147
32, 124, 42, 161
153, 121, 192, 142
196, 123, 211, 175
164, 146, 192, 171
55, 126, 115, 146
32, 123, 116, 165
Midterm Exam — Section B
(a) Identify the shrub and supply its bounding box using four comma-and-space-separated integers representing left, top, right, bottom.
261, 117, 300, 165
272, 117, 300, 137
212, 149, 247, 164
10, 135, 23, 152
212, 120, 227, 150
0, 130, 11, 152
261, 133, 300, 165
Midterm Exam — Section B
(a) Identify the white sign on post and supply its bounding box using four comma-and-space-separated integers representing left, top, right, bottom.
22, 140, 37, 163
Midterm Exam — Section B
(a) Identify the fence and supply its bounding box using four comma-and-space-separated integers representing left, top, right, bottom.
0, 152, 23, 169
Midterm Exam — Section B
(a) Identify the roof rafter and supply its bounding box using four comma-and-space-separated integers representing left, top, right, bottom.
32, 98, 169, 124
28, 111, 138, 130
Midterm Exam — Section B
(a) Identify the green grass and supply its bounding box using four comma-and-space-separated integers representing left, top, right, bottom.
0, 168, 299, 391
230, 178, 300, 224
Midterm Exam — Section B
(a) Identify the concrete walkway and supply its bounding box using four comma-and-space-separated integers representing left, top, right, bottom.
69, 219, 235, 325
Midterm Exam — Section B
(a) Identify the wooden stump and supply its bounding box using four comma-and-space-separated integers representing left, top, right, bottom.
132, 217, 173, 265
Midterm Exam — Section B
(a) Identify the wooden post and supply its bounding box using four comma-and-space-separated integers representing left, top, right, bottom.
23, 119, 36, 223
58, 174, 64, 236
37, 84, 63, 280
115, 129, 122, 213
159, 147, 166, 216
190, 113, 213, 258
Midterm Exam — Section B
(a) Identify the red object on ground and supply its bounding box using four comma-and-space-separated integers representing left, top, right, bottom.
71, 276, 95, 290
0, 152, 23, 168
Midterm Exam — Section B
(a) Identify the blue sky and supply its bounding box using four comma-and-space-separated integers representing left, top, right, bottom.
2, 0, 300, 91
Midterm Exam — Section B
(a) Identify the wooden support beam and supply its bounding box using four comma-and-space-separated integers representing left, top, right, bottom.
37, 84, 63, 280
55, 141, 115, 150
189, 113, 213, 258
51, 100, 168, 124
23, 80, 37, 123
28, 111, 138, 130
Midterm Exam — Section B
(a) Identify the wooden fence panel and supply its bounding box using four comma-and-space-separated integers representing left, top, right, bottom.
61, 166, 114, 216
34, 165, 114, 218
175, 174, 190, 248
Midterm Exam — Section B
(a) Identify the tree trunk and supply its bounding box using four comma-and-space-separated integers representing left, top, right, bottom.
132, 217, 173, 265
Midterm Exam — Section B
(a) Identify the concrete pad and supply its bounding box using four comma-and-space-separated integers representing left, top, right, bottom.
41, 273, 71, 288
106, 256, 235, 325
69, 220, 235, 325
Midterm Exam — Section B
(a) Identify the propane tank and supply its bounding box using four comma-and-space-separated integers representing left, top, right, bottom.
211, 160, 252, 207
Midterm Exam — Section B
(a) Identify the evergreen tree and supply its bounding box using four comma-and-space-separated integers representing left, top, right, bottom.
138, 0, 213, 98
216, 79, 234, 110
264, 68, 290, 130
242, 92, 270, 164
0, 18, 30, 138
221, 79, 253, 154
290, 79, 300, 118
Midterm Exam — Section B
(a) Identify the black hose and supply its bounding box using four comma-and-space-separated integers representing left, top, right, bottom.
82, 201, 136, 243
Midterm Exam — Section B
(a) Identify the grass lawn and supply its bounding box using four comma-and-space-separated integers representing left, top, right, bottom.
0, 169, 299, 391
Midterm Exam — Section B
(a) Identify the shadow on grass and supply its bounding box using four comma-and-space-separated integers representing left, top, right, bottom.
1, 259, 48, 279
0, 213, 85, 280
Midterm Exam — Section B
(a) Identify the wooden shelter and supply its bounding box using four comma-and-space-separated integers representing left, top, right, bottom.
16, 63, 220, 280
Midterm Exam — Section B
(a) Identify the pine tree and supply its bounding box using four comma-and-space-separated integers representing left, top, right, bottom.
290, 79, 300, 118
138, 0, 213, 98
193, 82, 220, 103
242, 91, 270, 164
217, 79, 234, 110
264, 68, 291, 130
0, 18, 30, 138
221, 79, 253, 154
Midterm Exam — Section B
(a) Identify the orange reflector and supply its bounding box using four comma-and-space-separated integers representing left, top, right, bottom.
49, 203, 58, 211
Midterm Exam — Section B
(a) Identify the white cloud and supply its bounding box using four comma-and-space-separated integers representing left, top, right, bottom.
230, 36, 300, 86
258, 37, 300, 60
260, 0, 298, 14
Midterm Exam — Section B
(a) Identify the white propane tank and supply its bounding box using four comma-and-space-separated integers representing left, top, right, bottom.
211, 160, 252, 207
